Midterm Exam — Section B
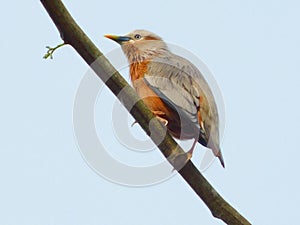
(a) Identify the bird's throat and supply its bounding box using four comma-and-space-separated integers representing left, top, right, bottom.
129, 61, 150, 81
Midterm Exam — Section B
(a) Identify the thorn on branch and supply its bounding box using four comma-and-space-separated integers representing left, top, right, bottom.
43, 43, 66, 59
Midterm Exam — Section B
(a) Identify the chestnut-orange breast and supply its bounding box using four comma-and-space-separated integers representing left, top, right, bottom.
130, 61, 171, 116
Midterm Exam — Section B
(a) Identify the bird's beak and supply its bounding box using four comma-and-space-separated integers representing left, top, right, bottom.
104, 34, 131, 44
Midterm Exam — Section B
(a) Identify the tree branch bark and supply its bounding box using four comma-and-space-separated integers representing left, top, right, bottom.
40, 1, 251, 224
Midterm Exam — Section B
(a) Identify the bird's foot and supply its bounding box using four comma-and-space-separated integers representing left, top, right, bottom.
151, 111, 168, 126
171, 151, 193, 172
131, 116, 168, 127
156, 117, 168, 126
171, 139, 197, 172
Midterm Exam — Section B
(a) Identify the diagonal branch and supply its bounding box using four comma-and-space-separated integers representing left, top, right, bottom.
40, 1, 251, 224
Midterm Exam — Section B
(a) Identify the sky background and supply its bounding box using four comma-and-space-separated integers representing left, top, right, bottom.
1, 0, 300, 224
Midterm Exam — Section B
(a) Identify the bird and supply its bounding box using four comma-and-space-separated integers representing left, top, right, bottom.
105, 30, 225, 168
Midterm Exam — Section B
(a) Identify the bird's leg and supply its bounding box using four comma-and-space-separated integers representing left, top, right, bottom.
186, 138, 198, 160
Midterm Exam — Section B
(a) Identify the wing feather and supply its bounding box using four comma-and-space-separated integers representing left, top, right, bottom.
145, 54, 220, 147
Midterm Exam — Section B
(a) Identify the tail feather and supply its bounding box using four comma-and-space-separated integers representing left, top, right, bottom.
216, 150, 225, 168
197, 133, 225, 168
207, 140, 225, 168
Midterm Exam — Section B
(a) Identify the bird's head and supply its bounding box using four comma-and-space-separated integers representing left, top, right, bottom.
105, 30, 168, 63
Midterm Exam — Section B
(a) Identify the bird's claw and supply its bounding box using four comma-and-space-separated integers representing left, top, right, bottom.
171, 151, 192, 172
156, 117, 168, 126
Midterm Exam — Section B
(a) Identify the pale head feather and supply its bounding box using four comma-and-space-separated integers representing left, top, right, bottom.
120, 30, 169, 63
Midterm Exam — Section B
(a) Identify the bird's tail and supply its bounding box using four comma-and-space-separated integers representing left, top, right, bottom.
197, 131, 225, 168
208, 141, 225, 168
216, 149, 225, 168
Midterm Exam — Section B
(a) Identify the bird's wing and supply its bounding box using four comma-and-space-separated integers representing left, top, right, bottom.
145, 54, 220, 148
144, 72, 199, 123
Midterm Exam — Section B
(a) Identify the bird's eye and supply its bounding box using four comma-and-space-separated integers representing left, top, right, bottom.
134, 34, 142, 39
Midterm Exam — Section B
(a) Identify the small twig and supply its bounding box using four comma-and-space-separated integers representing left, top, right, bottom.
43, 43, 66, 59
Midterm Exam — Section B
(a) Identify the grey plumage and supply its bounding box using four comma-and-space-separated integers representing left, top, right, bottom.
105, 29, 225, 167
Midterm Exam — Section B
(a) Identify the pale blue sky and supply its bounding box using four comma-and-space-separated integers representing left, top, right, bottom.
1, 0, 300, 224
